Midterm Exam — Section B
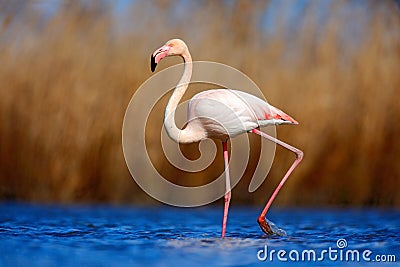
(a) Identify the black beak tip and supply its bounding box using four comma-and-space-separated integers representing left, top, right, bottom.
151, 55, 157, 72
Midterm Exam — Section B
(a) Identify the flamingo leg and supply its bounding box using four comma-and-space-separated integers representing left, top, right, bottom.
251, 128, 303, 234
221, 140, 231, 238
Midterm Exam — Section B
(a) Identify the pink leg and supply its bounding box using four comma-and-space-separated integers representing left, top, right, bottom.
251, 128, 303, 234
221, 140, 231, 238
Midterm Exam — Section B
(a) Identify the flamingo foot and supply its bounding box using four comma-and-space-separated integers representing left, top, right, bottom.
257, 217, 287, 236
257, 216, 273, 235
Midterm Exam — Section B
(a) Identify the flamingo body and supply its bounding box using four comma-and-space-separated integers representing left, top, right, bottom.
188, 89, 298, 140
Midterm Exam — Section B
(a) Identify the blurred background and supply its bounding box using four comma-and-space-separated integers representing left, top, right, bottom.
0, 0, 399, 207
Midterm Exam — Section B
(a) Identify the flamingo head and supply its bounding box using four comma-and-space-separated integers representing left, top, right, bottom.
151, 39, 188, 72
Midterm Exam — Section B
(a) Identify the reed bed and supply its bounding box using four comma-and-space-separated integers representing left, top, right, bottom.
0, 0, 399, 206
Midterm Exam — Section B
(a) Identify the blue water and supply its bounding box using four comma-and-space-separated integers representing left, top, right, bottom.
0, 203, 399, 266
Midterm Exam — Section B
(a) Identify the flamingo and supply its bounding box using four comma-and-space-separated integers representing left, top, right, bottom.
150, 39, 303, 238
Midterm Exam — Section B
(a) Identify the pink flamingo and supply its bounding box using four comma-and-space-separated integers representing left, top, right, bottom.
151, 39, 303, 238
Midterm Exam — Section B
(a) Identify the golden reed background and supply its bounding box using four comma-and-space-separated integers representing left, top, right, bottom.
0, 0, 399, 206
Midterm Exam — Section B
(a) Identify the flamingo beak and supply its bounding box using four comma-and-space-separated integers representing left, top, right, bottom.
151, 55, 157, 72
151, 45, 170, 72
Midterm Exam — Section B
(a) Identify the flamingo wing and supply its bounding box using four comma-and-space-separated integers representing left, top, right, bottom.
232, 90, 298, 126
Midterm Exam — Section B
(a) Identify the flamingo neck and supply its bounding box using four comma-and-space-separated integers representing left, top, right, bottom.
164, 50, 203, 143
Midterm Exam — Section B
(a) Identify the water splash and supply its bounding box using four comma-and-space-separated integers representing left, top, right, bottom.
266, 219, 287, 236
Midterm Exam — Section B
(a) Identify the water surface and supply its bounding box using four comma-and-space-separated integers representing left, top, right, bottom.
0, 203, 399, 266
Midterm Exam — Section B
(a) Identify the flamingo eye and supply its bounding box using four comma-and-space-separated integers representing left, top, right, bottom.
168, 43, 174, 47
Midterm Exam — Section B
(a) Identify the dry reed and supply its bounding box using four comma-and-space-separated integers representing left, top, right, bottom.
0, 0, 399, 206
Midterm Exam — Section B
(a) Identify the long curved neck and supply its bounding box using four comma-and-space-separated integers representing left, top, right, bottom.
164, 50, 202, 143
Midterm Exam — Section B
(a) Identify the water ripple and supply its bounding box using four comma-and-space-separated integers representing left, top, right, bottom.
0, 203, 398, 266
